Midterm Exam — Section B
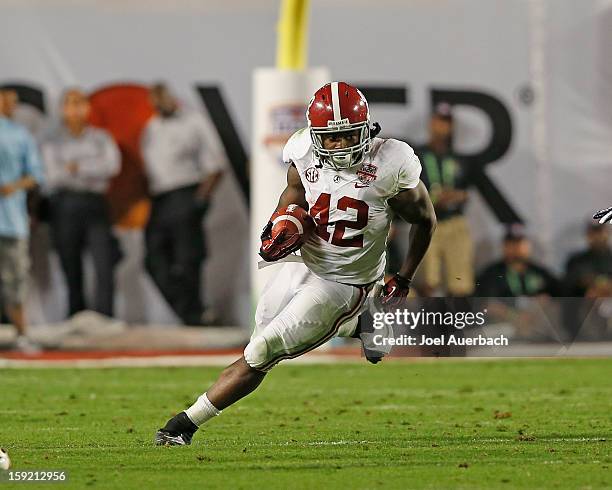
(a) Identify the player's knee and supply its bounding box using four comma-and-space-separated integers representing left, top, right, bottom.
243, 335, 272, 372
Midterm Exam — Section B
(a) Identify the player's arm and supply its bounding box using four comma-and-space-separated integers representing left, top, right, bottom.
383, 181, 437, 301
275, 163, 308, 211
259, 163, 308, 262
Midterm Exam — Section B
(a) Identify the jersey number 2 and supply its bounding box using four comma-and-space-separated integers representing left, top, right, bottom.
309, 193, 369, 248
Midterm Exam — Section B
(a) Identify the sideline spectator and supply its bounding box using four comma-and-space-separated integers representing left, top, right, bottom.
565, 223, 612, 297
416, 103, 474, 296
0, 88, 18, 119
41, 88, 121, 318
476, 224, 560, 297
141, 83, 224, 326
0, 88, 44, 351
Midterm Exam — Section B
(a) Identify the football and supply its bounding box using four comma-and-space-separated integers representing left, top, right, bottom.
0, 448, 10, 471
270, 204, 316, 247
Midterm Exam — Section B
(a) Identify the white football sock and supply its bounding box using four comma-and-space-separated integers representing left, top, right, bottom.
184, 393, 221, 427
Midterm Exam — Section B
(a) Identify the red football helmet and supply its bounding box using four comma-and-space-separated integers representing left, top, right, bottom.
306, 81, 371, 169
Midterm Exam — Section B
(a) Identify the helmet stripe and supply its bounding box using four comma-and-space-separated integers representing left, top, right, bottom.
331, 81, 341, 121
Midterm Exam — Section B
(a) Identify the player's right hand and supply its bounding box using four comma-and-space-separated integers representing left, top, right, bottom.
593, 206, 612, 225
259, 221, 301, 262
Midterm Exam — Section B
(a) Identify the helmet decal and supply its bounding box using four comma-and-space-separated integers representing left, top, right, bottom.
330, 81, 342, 122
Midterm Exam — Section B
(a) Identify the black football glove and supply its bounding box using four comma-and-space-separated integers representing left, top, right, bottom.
593, 207, 612, 225
381, 273, 412, 305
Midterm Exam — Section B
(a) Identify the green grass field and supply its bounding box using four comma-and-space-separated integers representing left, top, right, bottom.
1, 359, 610, 489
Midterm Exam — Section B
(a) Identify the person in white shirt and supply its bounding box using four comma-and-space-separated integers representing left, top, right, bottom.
41, 88, 121, 318
141, 83, 224, 326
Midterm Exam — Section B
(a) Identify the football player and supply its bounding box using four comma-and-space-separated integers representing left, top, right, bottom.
594, 207, 612, 225
154, 82, 437, 446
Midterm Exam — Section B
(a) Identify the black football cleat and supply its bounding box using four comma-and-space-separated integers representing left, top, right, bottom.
351, 315, 391, 364
362, 348, 383, 364
154, 412, 198, 446
154, 429, 192, 446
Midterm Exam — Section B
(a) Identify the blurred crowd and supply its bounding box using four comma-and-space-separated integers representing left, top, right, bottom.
0, 88, 610, 351
387, 103, 612, 301
0, 84, 224, 351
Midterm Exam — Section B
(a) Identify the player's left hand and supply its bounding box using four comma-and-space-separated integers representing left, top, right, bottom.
381, 273, 412, 305
593, 206, 612, 225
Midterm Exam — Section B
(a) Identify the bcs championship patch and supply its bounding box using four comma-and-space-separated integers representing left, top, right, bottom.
356, 163, 378, 187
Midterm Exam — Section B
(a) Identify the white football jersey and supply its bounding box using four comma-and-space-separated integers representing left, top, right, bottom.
282, 128, 422, 285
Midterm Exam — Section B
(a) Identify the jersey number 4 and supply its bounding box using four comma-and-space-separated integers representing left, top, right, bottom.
310, 193, 369, 248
